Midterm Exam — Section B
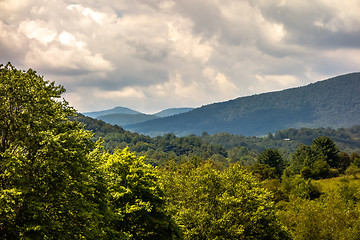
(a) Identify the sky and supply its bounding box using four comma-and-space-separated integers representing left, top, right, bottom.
1, 0, 360, 114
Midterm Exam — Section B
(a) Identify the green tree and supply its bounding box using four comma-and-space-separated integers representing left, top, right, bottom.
0, 63, 106, 238
291, 144, 314, 173
102, 148, 180, 239
278, 186, 360, 240
338, 152, 351, 172
248, 163, 278, 181
345, 164, 360, 179
312, 136, 340, 169
257, 148, 285, 176
290, 136, 341, 179
160, 161, 289, 239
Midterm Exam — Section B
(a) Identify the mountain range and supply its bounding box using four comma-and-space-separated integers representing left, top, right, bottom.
83, 107, 194, 127
124, 72, 360, 136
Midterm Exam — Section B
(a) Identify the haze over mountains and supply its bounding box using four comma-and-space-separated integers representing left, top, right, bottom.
83, 73, 360, 137
83, 107, 194, 127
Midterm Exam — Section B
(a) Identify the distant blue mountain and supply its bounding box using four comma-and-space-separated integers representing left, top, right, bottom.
154, 108, 194, 117
83, 106, 141, 118
97, 113, 160, 126
82, 106, 195, 127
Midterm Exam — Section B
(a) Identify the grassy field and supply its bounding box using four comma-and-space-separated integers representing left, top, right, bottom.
314, 174, 360, 194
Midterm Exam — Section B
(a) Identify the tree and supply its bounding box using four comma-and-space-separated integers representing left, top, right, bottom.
345, 164, 360, 179
257, 148, 285, 176
290, 136, 342, 179
248, 163, 278, 181
102, 148, 180, 239
338, 152, 351, 172
291, 144, 314, 173
312, 136, 339, 169
0, 63, 106, 239
278, 186, 360, 240
159, 161, 290, 239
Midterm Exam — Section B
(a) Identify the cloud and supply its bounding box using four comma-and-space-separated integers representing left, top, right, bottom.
0, 0, 359, 113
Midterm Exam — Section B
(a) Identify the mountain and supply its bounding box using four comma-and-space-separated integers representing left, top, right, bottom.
154, 108, 194, 117
97, 113, 160, 126
83, 106, 141, 118
83, 106, 194, 126
127, 73, 360, 136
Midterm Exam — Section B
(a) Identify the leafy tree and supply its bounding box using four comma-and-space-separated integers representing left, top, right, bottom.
281, 174, 321, 200
257, 148, 285, 176
102, 148, 180, 239
290, 136, 342, 179
278, 185, 360, 240
350, 153, 360, 168
248, 163, 278, 181
0, 63, 106, 238
338, 152, 351, 172
345, 164, 360, 179
160, 161, 289, 239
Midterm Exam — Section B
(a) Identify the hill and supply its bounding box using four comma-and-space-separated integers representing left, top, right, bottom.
127, 73, 360, 136
83, 106, 141, 118
71, 114, 360, 167
97, 113, 160, 126
154, 108, 194, 117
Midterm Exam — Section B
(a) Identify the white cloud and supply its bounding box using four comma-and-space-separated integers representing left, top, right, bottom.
167, 17, 214, 63
67, 4, 116, 25
203, 67, 239, 94
19, 20, 57, 44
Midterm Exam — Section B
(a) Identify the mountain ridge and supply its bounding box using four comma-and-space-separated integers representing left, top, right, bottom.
154, 107, 195, 117
126, 72, 360, 136
83, 106, 141, 118
82, 106, 195, 127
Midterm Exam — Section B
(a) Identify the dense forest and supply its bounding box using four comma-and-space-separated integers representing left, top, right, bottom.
73, 113, 360, 167
2, 63, 360, 239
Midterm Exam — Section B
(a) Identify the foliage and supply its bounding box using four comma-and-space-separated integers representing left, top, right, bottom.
159, 161, 290, 239
248, 163, 278, 181
278, 180, 360, 240
102, 148, 180, 239
0, 63, 178, 239
281, 174, 321, 200
73, 114, 360, 168
345, 164, 360, 179
257, 148, 285, 176
0, 63, 106, 239
289, 136, 343, 179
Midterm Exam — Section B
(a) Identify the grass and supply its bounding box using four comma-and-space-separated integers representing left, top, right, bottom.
314, 174, 360, 194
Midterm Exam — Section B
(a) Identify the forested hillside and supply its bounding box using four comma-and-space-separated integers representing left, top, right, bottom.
73, 114, 360, 167
127, 73, 360, 136
154, 107, 194, 117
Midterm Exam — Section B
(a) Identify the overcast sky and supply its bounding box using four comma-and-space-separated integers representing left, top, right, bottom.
1, 0, 360, 113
